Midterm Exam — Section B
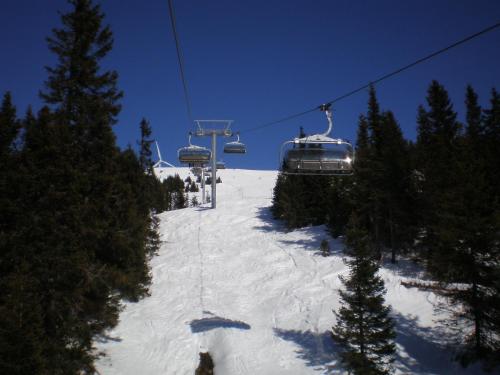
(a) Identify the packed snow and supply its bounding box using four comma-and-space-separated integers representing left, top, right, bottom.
95, 167, 487, 374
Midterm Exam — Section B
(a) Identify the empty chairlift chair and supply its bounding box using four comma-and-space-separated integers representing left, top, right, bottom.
178, 134, 211, 165
224, 133, 246, 154
281, 104, 354, 176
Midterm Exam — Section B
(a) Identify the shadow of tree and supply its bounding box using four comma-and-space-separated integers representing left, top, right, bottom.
252, 206, 288, 233
382, 257, 430, 280
253, 206, 344, 255
392, 312, 485, 374
273, 328, 343, 373
273, 313, 487, 374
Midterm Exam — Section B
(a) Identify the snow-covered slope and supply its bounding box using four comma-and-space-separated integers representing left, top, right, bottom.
95, 168, 486, 375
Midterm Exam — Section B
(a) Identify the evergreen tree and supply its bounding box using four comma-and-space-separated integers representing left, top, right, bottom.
0, 263, 46, 375
332, 216, 396, 375
325, 176, 353, 237
482, 90, 500, 355
412, 84, 500, 369
464, 85, 482, 145
351, 114, 372, 231
190, 181, 199, 192
191, 196, 199, 207
19, 106, 112, 373
432, 86, 500, 369
138, 118, 154, 175
378, 111, 413, 262
0, 93, 21, 266
38, 0, 148, 305
40, 0, 122, 127
0, 92, 20, 156
1, 1, 158, 371
350, 89, 412, 262
483, 88, 500, 194
415, 80, 462, 266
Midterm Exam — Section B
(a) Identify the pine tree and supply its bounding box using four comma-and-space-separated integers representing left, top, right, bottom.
190, 181, 199, 192
0, 92, 20, 156
483, 88, 500, 194
481, 88, 500, 370
138, 118, 154, 174
464, 85, 482, 145
18, 106, 112, 373
271, 172, 287, 220
352, 114, 372, 231
415, 81, 462, 266
191, 196, 199, 207
0, 263, 46, 375
0, 93, 21, 268
378, 111, 412, 262
2, 0, 156, 371
332, 216, 396, 375
355, 89, 386, 257
40, 0, 122, 127
413, 84, 500, 369
433, 86, 500, 369
325, 176, 353, 237
350, 89, 412, 262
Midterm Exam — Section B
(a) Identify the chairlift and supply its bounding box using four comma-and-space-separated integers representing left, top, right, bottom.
178, 133, 211, 164
280, 104, 354, 176
191, 166, 203, 176
224, 133, 246, 154
216, 160, 226, 169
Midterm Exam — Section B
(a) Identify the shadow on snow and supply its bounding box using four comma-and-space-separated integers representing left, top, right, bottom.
392, 312, 484, 374
273, 328, 343, 373
253, 206, 344, 255
382, 257, 430, 281
94, 333, 123, 344
273, 313, 485, 375
189, 312, 251, 333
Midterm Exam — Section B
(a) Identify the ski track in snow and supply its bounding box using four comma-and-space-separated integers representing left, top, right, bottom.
95, 168, 490, 375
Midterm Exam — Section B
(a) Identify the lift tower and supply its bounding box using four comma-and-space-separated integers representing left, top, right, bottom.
193, 120, 233, 209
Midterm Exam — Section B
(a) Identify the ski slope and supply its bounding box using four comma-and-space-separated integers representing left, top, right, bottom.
95, 168, 487, 375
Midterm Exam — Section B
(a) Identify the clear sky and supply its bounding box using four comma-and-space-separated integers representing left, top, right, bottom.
1, 0, 499, 170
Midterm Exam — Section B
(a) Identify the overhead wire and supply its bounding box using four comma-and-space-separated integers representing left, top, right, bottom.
240, 21, 500, 135
167, 0, 194, 124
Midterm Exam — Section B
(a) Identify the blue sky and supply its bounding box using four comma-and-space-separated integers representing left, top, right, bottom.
1, 0, 499, 170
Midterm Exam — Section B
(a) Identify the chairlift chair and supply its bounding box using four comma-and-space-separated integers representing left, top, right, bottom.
224, 133, 246, 154
280, 104, 354, 176
191, 166, 203, 176
216, 160, 226, 169
178, 133, 211, 164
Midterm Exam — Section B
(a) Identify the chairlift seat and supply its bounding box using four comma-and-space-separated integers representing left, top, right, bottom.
224, 141, 246, 154
178, 146, 211, 164
282, 137, 353, 175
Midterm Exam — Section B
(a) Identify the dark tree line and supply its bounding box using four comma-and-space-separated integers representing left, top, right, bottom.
0, 1, 185, 373
272, 82, 500, 371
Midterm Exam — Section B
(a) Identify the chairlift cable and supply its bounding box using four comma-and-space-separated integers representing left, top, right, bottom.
167, 0, 194, 124
240, 21, 500, 135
